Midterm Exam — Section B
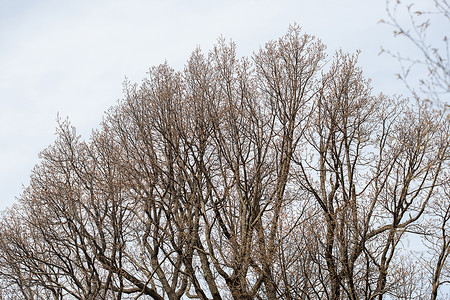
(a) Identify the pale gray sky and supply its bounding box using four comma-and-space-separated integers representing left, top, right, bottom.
0, 0, 436, 209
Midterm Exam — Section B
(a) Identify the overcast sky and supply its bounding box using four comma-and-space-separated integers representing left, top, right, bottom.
0, 0, 440, 210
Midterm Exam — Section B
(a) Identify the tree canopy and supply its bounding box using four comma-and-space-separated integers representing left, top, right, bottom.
0, 26, 449, 300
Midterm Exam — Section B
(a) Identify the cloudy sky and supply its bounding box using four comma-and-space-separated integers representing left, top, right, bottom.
0, 0, 440, 210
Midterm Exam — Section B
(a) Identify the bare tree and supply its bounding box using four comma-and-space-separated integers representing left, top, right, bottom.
0, 25, 448, 300
290, 50, 449, 299
381, 2, 450, 298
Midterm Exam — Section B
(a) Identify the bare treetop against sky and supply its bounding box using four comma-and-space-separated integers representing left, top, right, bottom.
0, 0, 441, 210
